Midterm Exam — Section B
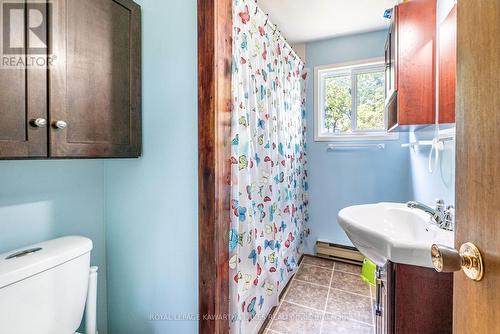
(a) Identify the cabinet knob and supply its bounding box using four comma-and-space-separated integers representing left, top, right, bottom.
431, 243, 484, 281
53, 120, 67, 130
30, 118, 47, 128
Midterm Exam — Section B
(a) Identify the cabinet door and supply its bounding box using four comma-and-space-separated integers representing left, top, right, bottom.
385, 11, 397, 98
438, 5, 456, 124
396, 0, 436, 126
0, 2, 47, 159
49, 0, 141, 158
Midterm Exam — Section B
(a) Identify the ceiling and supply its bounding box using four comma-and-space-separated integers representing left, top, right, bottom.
258, 0, 398, 43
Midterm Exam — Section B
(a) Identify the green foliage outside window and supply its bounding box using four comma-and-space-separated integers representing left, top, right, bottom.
356, 72, 385, 130
323, 70, 385, 133
324, 75, 352, 133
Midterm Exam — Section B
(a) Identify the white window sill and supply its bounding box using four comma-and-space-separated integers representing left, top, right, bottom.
314, 132, 400, 142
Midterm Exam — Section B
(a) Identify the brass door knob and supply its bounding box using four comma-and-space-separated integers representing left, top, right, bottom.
431, 243, 484, 281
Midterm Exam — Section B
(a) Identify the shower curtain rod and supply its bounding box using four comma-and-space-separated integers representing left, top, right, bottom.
253, 0, 305, 65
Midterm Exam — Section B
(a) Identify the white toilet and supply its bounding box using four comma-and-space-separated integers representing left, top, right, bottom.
0, 236, 98, 334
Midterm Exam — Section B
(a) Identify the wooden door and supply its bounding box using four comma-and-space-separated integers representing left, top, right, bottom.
0, 1, 47, 159
454, 1, 500, 332
49, 0, 141, 158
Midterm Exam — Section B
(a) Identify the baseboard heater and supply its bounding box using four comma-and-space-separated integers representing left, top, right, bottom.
316, 241, 364, 265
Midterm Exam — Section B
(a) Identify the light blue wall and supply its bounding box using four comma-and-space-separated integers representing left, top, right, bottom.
305, 31, 412, 249
104, 0, 198, 333
408, 126, 455, 206
0, 160, 108, 333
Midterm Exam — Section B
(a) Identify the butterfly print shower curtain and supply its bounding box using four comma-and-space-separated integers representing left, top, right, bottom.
229, 1, 309, 333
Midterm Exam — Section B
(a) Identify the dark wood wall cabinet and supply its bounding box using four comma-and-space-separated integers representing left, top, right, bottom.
386, 0, 437, 131
438, 5, 457, 124
0, 0, 141, 159
375, 262, 453, 334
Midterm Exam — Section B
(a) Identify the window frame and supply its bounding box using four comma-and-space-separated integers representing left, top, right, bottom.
314, 57, 399, 142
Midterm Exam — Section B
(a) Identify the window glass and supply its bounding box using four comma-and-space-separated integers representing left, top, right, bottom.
315, 61, 396, 141
356, 71, 385, 130
324, 75, 352, 133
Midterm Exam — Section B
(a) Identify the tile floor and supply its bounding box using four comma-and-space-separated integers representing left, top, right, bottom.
263, 255, 375, 334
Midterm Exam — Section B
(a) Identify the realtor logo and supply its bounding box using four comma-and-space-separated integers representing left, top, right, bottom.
1, 1, 55, 68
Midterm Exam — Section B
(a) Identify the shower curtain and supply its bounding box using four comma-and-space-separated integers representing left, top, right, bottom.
229, 1, 309, 333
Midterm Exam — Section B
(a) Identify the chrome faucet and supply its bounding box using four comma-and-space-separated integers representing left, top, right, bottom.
406, 199, 454, 231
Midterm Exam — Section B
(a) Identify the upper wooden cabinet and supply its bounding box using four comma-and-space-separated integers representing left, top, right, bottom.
386, 0, 437, 131
0, 0, 141, 159
438, 5, 457, 124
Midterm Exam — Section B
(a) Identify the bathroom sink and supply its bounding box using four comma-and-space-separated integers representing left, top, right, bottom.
338, 203, 454, 268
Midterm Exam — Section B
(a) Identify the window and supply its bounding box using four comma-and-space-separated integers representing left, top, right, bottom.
314, 59, 398, 141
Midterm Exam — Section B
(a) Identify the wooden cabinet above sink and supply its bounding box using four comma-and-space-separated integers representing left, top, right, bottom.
386, 0, 437, 132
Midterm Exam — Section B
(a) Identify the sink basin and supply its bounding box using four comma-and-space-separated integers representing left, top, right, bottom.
338, 203, 454, 268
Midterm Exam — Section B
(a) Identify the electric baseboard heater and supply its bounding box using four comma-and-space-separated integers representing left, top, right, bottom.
316, 241, 364, 264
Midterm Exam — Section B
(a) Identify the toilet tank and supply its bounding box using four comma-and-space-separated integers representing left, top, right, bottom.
0, 236, 93, 334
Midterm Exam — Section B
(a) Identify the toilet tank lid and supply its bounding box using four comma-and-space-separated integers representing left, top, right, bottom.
0, 236, 92, 289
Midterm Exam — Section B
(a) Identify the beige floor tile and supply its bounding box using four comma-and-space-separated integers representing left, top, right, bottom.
326, 289, 374, 325
330, 271, 371, 296
302, 256, 335, 269
321, 314, 374, 334
295, 264, 333, 287
284, 279, 329, 310
269, 301, 323, 334
334, 261, 362, 275
369, 284, 375, 299
264, 329, 281, 334
260, 259, 375, 333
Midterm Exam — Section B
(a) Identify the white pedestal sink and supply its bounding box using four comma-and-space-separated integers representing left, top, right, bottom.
338, 203, 454, 268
